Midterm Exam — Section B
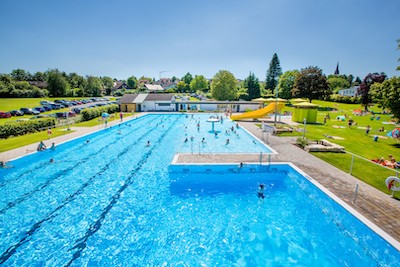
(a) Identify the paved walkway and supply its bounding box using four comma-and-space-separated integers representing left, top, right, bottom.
2, 114, 400, 245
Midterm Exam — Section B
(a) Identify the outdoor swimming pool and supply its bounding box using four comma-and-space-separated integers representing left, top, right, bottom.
0, 114, 399, 266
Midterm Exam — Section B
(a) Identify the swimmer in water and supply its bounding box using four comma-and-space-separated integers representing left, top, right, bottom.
145, 141, 150, 147
257, 184, 265, 199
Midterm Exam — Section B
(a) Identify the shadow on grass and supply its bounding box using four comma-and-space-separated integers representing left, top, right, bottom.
389, 143, 400, 148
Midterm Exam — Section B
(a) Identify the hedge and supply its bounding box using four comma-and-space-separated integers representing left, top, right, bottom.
0, 118, 56, 139
80, 104, 119, 121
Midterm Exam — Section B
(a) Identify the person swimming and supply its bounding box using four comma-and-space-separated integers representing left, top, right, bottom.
226, 138, 230, 145
184, 138, 188, 143
145, 141, 150, 147
257, 184, 265, 199
0, 161, 12, 168
201, 137, 206, 143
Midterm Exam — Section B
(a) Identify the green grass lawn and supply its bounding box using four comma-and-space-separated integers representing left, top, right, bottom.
278, 100, 400, 194
0, 128, 73, 153
74, 112, 120, 127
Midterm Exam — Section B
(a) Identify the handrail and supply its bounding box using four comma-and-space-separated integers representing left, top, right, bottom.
345, 150, 400, 176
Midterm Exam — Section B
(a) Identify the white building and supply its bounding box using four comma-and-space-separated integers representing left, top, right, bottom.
338, 86, 359, 97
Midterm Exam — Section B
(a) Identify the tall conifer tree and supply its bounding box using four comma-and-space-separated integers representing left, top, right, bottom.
265, 53, 282, 92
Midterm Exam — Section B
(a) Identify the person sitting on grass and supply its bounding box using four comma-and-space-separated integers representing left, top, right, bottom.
386, 155, 400, 168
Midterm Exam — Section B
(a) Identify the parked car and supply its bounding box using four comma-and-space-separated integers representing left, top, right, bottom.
20, 108, 40, 115
9, 110, 24, 116
55, 111, 76, 118
72, 107, 83, 114
33, 106, 46, 113
42, 105, 53, 111
0, 111, 12, 118
48, 103, 62, 110
40, 100, 51, 105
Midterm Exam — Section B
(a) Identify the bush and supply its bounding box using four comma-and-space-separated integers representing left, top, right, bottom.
296, 137, 309, 148
80, 104, 119, 121
328, 94, 360, 104
0, 118, 56, 139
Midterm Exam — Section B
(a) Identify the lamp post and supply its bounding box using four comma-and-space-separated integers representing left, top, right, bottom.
274, 84, 278, 126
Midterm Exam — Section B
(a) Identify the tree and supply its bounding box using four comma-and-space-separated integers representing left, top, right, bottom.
210, 70, 237, 100
265, 53, 282, 91
292, 66, 330, 102
397, 39, 400, 71
358, 73, 386, 111
175, 81, 187, 93
182, 72, 193, 85
84, 76, 103, 96
277, 70, 299, 99
102, 76, 114, 89
127, 76, 138, 89
327, 76, 350, 93
32, 71, 47, 82
190, 75, 209, 93
47, 69, 70, 97
354, 76, 362, 86
11, 69, 31, 81
371, 76, 400, 120
242, 72, 260, 101
67, 72, 86, 89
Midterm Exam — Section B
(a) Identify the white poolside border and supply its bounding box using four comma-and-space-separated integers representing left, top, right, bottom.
169, 160, 400, 252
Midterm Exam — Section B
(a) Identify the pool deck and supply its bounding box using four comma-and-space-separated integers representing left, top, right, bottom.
1, 114, 400, 245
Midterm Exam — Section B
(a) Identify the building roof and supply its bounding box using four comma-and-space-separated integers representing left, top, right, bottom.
113, 81, 127, 90
28, 81, 48, 88
117, 94, 138, 104
144, 93, 174, 101
133, 94, 148, 103
145, 84, 164, 91
118, 93, 174, 104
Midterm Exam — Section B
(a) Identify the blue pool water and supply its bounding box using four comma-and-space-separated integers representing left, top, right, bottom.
0, 114, 399, 266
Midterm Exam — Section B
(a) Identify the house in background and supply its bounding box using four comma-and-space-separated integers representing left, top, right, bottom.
118, 93, 175, 112
118, 93, 260, 113
112, 81, 128, 91
145, 84, 164, 93
338, 86, 359, 97
155, 78, 177, 91
28, 81, 48, 89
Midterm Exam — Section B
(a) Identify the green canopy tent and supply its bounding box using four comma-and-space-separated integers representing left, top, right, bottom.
292, 102, 319, 123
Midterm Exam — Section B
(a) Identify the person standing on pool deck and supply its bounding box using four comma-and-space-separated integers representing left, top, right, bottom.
120, 112, 123, 122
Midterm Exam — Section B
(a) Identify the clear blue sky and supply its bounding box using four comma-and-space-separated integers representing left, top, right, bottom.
0, 0, 399, 80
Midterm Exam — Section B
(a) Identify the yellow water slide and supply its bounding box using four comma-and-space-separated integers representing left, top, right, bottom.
230, 102, 285, 120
